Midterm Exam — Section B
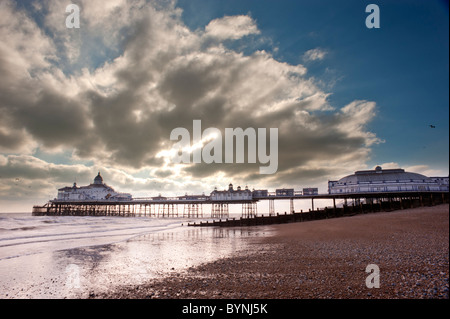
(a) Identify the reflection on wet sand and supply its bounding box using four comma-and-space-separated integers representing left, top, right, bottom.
50, 225, 274, 298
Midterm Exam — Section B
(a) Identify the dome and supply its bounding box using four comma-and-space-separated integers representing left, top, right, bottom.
338, 167, 430, 184
94, 172, 104, 185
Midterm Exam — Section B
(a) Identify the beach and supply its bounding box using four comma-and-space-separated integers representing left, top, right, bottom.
0, 214, 270, 299
95, 204, 449, 299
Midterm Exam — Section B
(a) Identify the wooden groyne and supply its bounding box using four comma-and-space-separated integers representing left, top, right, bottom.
188, 194, 449, 227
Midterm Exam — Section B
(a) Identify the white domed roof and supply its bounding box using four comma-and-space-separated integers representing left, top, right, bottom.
338, 167, 430, 184
93, 172, 104, 185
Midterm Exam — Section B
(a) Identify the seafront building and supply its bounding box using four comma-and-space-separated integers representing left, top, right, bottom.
57, 172, 132, 201
210, 183, 253, 201
328, 166, 449, 194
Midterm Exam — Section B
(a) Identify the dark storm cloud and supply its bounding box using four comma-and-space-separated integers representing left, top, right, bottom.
19, 91, 89, 147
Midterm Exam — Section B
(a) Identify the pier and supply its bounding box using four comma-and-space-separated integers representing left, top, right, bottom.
32, 191, 449, 225
188, 191, 449, 227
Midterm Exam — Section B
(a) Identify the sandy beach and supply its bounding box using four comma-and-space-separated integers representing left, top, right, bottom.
95, 204, 449, 299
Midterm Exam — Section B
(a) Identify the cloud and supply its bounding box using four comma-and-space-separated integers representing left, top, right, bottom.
42, 0, 147, 68
0, 0, 386, 208
204, 15, 260, 40
303, 48, 327, 62
376, 162, 447, 178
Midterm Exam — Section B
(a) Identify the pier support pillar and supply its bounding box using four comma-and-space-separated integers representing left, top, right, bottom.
184, 204, 202, 218
159, 204, 178, 217
269, 199, 275, 216
211, 203, 229, 218
242, 202, 257, 218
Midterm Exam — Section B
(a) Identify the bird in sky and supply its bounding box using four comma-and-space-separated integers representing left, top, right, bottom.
429, 125, 436, 128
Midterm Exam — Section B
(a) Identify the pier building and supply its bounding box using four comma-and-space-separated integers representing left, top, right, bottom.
210, 184, 252, 201
328, 166, 449, 194
57, 172, 132, 201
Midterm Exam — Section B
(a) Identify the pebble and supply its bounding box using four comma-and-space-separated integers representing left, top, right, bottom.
91, 205, 449, 299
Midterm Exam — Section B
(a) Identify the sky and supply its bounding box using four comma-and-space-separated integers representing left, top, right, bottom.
0, 0, 448, 212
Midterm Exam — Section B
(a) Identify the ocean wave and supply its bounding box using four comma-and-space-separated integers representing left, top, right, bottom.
11, 226, 38, 231
0, 216, 189, 261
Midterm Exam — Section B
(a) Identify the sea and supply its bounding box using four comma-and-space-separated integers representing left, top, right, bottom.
0, 213, 273, 299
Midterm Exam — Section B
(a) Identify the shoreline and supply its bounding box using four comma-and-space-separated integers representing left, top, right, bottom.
94, 204, 449, 299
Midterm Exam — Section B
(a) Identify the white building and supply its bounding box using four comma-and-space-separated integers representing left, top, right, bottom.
328, 166, 449, 194
57, 172, 132, 201
210, 184, 253, 201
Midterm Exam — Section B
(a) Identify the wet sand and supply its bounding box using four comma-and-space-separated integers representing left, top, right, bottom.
0, 218, 269, 299
95, 204, 449, 299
